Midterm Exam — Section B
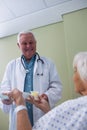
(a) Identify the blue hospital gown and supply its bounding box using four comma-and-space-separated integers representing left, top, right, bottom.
33, 96, 87, 130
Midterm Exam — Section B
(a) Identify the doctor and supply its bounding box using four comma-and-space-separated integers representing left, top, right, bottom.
0, 31, 62, 129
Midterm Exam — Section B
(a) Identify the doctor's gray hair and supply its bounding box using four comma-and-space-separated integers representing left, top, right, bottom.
17, 31, 36, 44
73, 52, 87, 81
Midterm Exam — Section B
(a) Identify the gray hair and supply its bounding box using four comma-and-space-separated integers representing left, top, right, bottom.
17, 31, 36, 44
73, 52, 87, 81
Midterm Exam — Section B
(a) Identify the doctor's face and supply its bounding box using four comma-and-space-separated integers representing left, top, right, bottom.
17, 33, 36, 61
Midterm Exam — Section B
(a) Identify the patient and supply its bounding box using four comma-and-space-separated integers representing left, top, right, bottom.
6, 52, 87, 130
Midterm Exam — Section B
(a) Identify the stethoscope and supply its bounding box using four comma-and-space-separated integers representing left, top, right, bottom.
21, 52, 44, 76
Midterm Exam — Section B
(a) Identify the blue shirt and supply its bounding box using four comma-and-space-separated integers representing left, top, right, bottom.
22, 54, 36, 126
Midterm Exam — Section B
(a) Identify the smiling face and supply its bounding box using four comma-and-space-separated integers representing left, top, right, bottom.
73, 66, 87, 95
17, 33, 36, 61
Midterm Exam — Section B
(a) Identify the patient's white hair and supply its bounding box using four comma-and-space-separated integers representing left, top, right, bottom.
17, 31, 36, 44
73, 52, 87, 81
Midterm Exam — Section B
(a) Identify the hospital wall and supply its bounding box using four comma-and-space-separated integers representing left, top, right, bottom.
0, 8, 87, 130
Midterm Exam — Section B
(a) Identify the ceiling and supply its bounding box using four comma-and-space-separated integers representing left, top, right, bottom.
0, 0, 87, 38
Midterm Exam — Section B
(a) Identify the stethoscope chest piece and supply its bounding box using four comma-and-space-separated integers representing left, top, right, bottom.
25, 69, 29, 73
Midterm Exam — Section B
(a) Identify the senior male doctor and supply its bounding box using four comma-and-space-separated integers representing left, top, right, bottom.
0, 31, 62, 130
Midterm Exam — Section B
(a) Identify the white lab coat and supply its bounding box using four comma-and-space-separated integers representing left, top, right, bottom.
0, 55, 62, 130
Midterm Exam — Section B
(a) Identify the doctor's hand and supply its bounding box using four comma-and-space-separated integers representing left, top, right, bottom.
2, 99, 13, 105
2, 89, 25, 106
1, 92, 13, 105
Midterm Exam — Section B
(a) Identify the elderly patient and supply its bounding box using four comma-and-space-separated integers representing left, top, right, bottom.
6, 52, 87, 130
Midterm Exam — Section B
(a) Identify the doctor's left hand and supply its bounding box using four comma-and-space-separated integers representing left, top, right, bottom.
3, 89, 25, 106
2, 98, 13, 105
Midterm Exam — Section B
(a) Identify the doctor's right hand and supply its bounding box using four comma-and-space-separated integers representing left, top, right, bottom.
2, 99, 13, 105
0, 89, 13, 105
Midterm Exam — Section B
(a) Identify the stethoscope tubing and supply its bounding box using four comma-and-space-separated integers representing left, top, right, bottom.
21, 52, 44, 75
